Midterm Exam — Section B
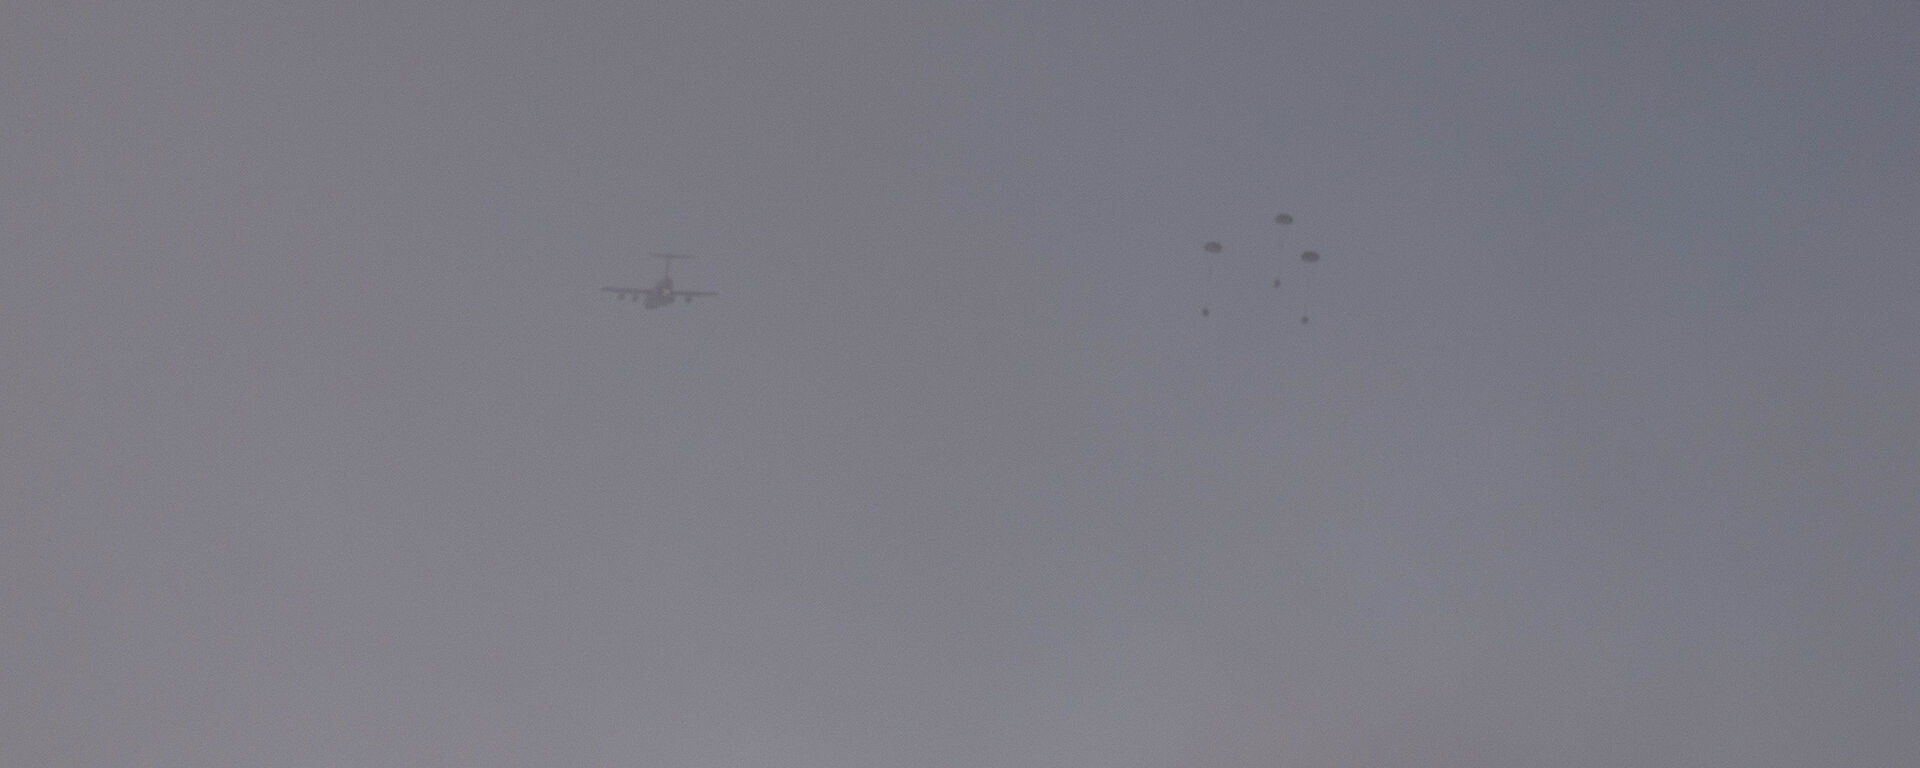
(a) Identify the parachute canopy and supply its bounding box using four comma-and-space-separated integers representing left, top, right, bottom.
1274, 213, 1293, 225
1203, 241, 1223, 254
1301, 250, 1320, 263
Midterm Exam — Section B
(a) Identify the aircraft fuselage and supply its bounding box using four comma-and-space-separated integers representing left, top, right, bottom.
603, 254, 715, 309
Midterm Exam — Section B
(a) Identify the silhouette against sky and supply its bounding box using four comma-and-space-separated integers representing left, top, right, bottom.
4, 2, 1916, 765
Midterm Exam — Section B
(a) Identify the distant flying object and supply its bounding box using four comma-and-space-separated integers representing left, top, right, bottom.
603, 253, 717, 309
1297, 250, 1321, 324
1192, 211, 1323, 319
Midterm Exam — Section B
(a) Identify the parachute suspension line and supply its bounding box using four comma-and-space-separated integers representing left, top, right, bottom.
1200, 241, 1223, 317
1272, 213, 1292, 290
1297, 250, 1320, 324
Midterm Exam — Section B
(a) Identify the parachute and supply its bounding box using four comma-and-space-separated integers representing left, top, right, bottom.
1297, 250, 1321, 323
1271, 213, 1293, 288
1189, 213, 1326, 322
1197, 242, 1224, 316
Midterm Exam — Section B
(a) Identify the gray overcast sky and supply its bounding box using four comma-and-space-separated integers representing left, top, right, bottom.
3, 1, 1916, 765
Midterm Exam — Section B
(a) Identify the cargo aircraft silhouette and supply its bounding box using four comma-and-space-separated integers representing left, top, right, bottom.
603, 253, 717, 309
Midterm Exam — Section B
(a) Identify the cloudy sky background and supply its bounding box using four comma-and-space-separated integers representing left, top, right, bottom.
4, 2, 1916, 765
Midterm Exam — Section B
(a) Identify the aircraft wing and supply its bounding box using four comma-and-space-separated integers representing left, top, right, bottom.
676, 291, 718, 297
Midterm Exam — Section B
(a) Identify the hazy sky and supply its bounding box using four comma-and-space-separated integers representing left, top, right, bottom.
4, 2, 1916, 765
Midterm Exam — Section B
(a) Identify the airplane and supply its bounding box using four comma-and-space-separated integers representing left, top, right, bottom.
603, 253, 717, 309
